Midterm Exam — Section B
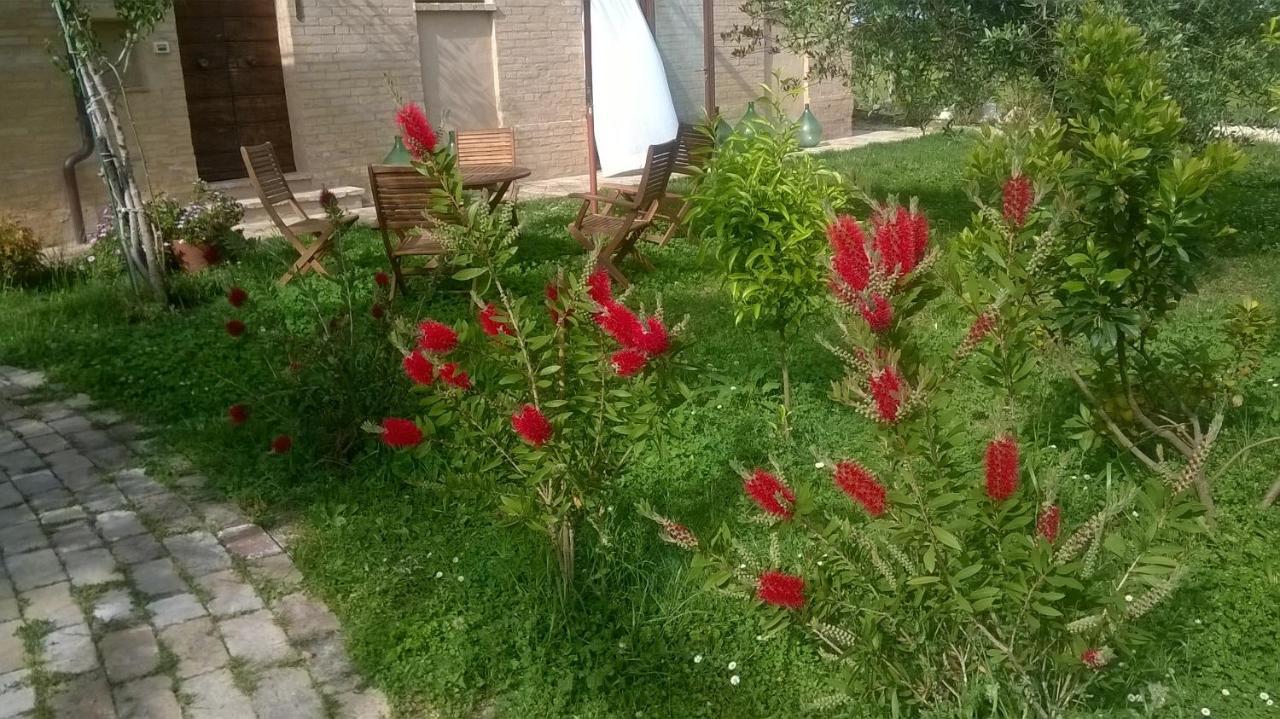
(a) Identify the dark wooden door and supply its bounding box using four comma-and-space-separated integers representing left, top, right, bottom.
174, 0, 295, 181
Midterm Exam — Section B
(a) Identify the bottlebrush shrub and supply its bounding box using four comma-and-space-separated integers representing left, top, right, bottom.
653, 200, 1208, 717
391, 103, 689, 587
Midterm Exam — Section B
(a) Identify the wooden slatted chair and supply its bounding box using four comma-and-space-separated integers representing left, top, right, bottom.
240, 142, 354, 285
367, 164, 449, 300
567, 138, 679, 287
456, 128, 521, 216
600, 124, 713, 246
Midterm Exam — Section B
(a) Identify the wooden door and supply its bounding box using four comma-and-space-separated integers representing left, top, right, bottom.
174, 0, 295, 181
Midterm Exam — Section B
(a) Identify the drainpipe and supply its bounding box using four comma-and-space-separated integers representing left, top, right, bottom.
63, 66, 94, 244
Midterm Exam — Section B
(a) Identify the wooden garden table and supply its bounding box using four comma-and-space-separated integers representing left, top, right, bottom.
459, 165, 531, 209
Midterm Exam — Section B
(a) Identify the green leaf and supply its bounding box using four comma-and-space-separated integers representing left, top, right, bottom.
451, 267, 487, 281
931, 527, 962, 551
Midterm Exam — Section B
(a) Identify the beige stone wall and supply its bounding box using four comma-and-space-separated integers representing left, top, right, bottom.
0, 1, 196, 247
276, 0, 424, 193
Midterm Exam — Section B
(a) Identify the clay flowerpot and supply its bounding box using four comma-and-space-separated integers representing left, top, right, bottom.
173, 241, 219, 273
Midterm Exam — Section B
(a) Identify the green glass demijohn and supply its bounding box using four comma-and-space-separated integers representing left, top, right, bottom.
737, 101, 762, 139
382, 135, 413, 165
714, 108, 733, 145
796, 103, 822, 148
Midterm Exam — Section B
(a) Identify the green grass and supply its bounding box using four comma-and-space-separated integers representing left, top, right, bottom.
4, 132, 1280, 717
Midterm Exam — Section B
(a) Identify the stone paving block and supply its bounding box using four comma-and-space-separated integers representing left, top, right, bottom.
129, 559, 186, 598
300, 633, 359, 693
42, 623, 96, 674
6, 549, 64, 591
0, 668, 34, 718
63, 547, 122, 587
96, 510, 147, 542
0, 484, 21, 509
218, 524, 282, 560
10, 469, 59, 497
146, 593, 205, 628
51, 521, 104, 555
0, 450, 42, 476
219, 609, 295, 665
48, 414, 93, 435
114, 674, 182, 719
0, 521, 46, 556
196, 570, 263, 617
334, 688, 393, 719
0, 504, 35, 528
67, 429, 114, 451
0, 596, 15, 624
113, 469, 164, 501
39, 505, 87, 526
158, 618, 228, 679
52, 462, 99, 492
109, 534, 165, 565
163, 531, 231, 577
194, 502, 248, 533
275, 592, 340, 643
27, 487, 74, 514
27, 432, 70, 456
182, 668, 255, 719
0, 621, 23, 675
85, 444, 133, 471
30, 402, 73, 422
244, 553, 303, 592
251, 666, 326, 719
48, 670, 114, 718
134, 493, 201, 536
0, 436, 21, 457
100, 625, 160, 683
8, 418, 52, 440
20, 582, 83, 628
91, 588, 136, 626
267, 522, 302, 551
75, 483, 128, 513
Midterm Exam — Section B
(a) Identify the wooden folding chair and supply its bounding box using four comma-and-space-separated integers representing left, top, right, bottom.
456, 128, 521, 215
240, 142, 354, 286
600, 124, 713, 246
567, 138, 679, 287
367, 164, 448, 300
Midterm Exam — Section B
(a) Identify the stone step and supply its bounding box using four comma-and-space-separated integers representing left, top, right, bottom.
234, 186, 366, 228
237, 206, 378, 240
208, 173, 316, 201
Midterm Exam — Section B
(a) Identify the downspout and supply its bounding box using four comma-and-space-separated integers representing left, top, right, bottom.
62, 49, 94, 244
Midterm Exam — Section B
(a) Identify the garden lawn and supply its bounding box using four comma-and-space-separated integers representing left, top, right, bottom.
3, 133, 1280, 717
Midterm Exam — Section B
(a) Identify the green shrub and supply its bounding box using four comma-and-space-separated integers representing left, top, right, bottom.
0, 213, 46, 287
147, 181, 246, 263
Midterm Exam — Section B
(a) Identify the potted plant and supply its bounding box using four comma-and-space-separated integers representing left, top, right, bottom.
148, 181, 246, 273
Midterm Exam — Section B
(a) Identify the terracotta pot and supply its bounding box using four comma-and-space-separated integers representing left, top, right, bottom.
172, 241, 219, 273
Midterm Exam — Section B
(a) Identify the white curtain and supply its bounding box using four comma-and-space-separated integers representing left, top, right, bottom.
589, 0, 680, 176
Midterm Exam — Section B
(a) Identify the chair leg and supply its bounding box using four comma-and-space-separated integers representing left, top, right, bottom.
277, 234, 331, 286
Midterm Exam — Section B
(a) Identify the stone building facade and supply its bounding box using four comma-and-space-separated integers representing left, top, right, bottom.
2, 0, 853, 247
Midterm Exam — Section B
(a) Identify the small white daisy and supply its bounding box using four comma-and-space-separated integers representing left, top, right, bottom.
1202, 708, 1211, 716
814, 462, 825, 469
1222, 689, 1230, 696
730, 386, 737, 391
1195, 619, 1203, 625
730, 675, 740, 686
1267, 699, 1274, 706
728, 661, 737, 670
1261, 692, 1270, 700
453, 556, 459, 563
457, 575, 465, 582
1127, 694, 1139, 703
434, 571, 443, 579
693, 655, 703, 664
1125, 595, 1134, 602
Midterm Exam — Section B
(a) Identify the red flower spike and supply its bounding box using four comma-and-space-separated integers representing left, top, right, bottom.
635, 316, 670, 356
594, 303, 645, 348
586, 269, 613, 306
374, 271, 390, 288
833, 461, 887, 517
395, 102, 437, 159
1002, 175, 1033, 228
1036, 504, 1061, 542
858, 294, 893, 334
828, 215, 871, 295
511, 404, 552, 447
318, 188, 338, 213
611, 348, 648, 377
370, 303, 386, 320
658, 521, 698, 549
984, 435, 1020, 502
872, 207, 929, 277
478, 303, 511, 336
227, 286, 248, 308
227, 404, 249, 426
380, 418, 423, 448
402, 351, 435, 386
270, 434, 293, 454
1081, 647, 1111, 670
743, 469, 796, 519
417, 320, 458, 355
756, 570, 805, 609
868, 366, 904, 423
438, 362, 471, 390
224, 319, 246, 338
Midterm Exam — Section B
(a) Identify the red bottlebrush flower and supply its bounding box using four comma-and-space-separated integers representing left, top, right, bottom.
1002, 174, 1033, 228
478, 303, 511, 336
967, 310, 997, 345
374, 271, 391, 288
546, 283, 568, 325
828, 214, 871, 296
635, 316, 670, 356
1081, 647, 1112, 670
868, 366, 904, 423
984, 434, 1020, 502
872, 207, 929, 277
201, 244, 221, 264
743, 468, 796, 519
586, 269, 614, 306
594, 303, 645, 348
858, 293, 893, 334
417, 320, 458, 355
270, 434, 293, 454
511, 403, 552, 447
370, 303, 386, 320
658, 520, 699, 549
1036, 504, 1061, 542
227, 286, 248, 308
227, 404, 249, 426
395, 102, 437, 159
756, 570, 805, 609
380, 418, 422, 448
611, 347, 648, 377
438, 362, 471, 390
224, 319, 246, 338
402, 351, 435, 386
319, 187, 338, 213
833, 461, 888, 517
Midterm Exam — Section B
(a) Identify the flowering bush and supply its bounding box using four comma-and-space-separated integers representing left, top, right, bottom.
147, 181, 246, 264
387, 103, 688, 586
656, 195, 1210, 716
0, 212, 45, 287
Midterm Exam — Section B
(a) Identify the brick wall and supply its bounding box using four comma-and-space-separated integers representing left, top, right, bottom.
0, 1, 196, 247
